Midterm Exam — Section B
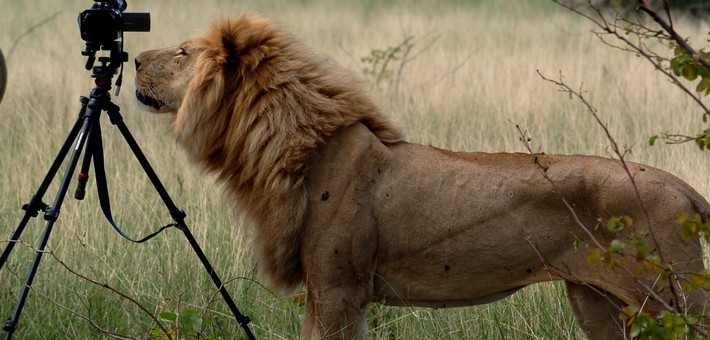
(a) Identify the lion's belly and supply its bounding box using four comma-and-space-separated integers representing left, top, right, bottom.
371, 212, 573, 307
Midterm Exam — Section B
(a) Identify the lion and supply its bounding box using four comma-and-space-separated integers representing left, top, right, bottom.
135, 13, 709, 339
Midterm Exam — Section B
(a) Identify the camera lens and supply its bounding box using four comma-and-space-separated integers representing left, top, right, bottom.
122, 12, 150, 32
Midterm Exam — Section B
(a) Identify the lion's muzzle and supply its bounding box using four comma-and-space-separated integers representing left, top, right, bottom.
135, 89, 165, 111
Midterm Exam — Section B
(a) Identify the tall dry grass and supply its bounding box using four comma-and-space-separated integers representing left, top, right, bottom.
0, 0, 708, 338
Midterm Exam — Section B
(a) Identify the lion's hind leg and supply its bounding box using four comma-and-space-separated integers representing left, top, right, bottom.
565, 282, 627, 340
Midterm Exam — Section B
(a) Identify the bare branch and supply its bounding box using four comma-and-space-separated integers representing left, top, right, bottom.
533, 70, 710, 334
553, 0, 710, 116
32, 289, 137, 340
512, 121, 606, 250
6, 11, 62, 61
639, 1, 710, 71
43, 250, 172, 336
536, 70, 663, 258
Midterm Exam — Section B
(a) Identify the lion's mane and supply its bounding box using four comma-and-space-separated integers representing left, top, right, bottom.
172, 13, 404, 292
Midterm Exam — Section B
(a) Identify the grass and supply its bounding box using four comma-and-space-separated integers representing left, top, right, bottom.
0, 0, 708, 338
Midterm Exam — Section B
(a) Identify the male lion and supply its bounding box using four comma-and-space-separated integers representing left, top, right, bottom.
135, 13, 709, 339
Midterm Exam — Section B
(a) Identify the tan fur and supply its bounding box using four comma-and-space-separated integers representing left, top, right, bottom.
135, 13, 404, 293
136, 13, 708, 339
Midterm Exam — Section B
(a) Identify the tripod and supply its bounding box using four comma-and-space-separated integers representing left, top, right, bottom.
0, 51, 255, 339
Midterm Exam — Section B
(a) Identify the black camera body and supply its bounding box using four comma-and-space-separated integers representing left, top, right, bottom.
78, 0, 150, 44
77, 0, 149, 82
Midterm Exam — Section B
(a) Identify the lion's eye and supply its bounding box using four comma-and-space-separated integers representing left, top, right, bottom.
176, 48, 187, 57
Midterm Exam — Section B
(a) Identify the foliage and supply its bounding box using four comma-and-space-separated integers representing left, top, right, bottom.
361, 45, 404, 83
360, 36, 415, 90
151, 309, 213, 340
661, 36, 710, 150
559, 0, 710, 151
669, 41, 710, 96
585, 215, 709, 338
360, 34, 443, 92
548, 2, 710, 337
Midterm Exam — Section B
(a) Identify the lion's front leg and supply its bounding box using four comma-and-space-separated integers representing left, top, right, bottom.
301, 285, 370, 340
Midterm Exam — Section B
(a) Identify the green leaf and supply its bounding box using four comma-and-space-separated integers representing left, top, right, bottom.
697, 65, 710, 78
622, 215, 633, 227
179, 310, 203, 334
649, 135, 658, 146
619, 305, 639, 321
697, 78, 710, 96
688, 272, 710, 289
611, 239, 626, 253
159, 311, 178, 321
682, 65, 698, 81
630, 321, 642, 338
634, 241, 651, 262
587, 248, 602, 265
670, 58, 682, 76
606, 216, 625, 232
602, 249, 616, 267
677, 212, 710, 241
684, 315, 699, 326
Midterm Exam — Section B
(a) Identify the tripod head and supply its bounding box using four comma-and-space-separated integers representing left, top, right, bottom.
78, 1, 150, 90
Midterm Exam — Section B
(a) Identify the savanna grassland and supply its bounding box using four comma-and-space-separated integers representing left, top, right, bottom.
0, 0, 708, 338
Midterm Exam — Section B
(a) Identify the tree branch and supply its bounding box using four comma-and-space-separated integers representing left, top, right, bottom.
639, 1, 710, 71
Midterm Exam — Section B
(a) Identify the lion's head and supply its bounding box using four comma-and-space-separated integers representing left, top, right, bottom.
135, 12, 404, 292
134, 39, 203, 114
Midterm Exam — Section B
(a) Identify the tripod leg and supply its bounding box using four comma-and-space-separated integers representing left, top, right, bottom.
0, 108, 86, 271
104, 104, 254, 339
3, 112, 97, 339
174, 222, 255, 338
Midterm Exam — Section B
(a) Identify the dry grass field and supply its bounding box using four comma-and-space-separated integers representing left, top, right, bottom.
0, 0, 708, 338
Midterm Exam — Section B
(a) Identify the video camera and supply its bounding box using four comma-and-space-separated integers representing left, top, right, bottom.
77, 0, 149, 90
78, 0, 150, 44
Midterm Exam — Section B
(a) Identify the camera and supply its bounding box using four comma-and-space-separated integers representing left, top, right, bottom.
78, 0, 150, 44
77, 0, 149, 81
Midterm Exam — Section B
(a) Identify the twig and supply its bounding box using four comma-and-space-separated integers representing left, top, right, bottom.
512, 121, 606, 251
6, 11, 62, 61
513, 119, 693, 319
552, 0, 710, 116
33, 289, 137, 340
42, 250, 171, 336
639, 0, 710, 71
536, 70, 662, 254
375, 36, 413, 86
394, 37, 414, 93
1, 240, 164, 337
534, 69, 707, 334
432, 53, 473, 86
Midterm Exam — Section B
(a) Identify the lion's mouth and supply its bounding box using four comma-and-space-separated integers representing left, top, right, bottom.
135, 90, 165, 111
